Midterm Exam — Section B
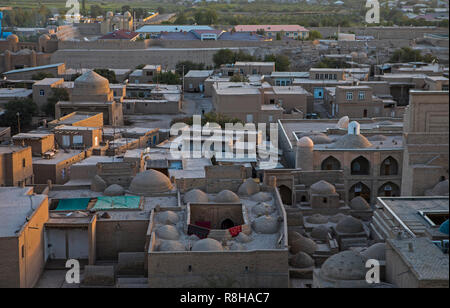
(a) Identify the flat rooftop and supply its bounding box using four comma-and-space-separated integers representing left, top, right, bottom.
0, 187, 47, 237
378, 197, 449, 237
33, 78, 64, 86
213, 82, 265, 95
0, 145, 29, 154
272, 86, 311, 95
388, 237, 449, 281
33, 150, 83, 165
185, 70, 214, 78
0, 88, 32, 98
51, 112, 101, 125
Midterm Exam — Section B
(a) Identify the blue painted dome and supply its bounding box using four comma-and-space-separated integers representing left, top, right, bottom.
439, 219, 449, 235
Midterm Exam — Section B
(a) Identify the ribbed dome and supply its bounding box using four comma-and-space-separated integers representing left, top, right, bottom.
349, 196, 371, 210
155, 225, 180, 240
310, 180, 336, 195
252, 215, 279, 234
361, 243, 386, 261
289, 233, 317, 255
104, 184, 124, 196
250, 192, 272, 202
215, 190, 240, 203
425, 179, 449, 196
336, 216, 364, 234
192, 238, 223, 252
321, 250, 366, 280
155, 211, 179, 225
296, 136, 314, 147
305, 213, 329, 224
289, 252, 315, 268
129, 169, 173, 195
74, 70, 110, 95
311, 225, 330, 240
336, 116, 349, 129
251, 202, 275, 217
329, 134, 373, 149
298, 132, 332, 144
238, 178, 260, 196
184, 189, 209, 204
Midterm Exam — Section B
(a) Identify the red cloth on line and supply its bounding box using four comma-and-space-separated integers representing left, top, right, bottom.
228, 225, 242, 237
195, 221, 211, 229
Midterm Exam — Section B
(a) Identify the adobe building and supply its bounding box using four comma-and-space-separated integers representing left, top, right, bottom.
48, 112, 104, 129
128, 65, 162, 84
55, 70, 124, 126
0, 187, 49, 288
0, 88, 33, 107
32, 78, 69, 109
0, 145, 33, 187
0, 34, 57, 73
233, 62, 275, 75
184, 70, 214, 92
401, 91, 449, 196
101, 11, 133, 35
212, 82, 311, 123
324, 85, 403, 118
12, 132, 55, 156
279, 118, 404, 204
123, 84, 182, 115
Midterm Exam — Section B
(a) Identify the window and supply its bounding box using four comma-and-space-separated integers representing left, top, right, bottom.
39, 89, 45, 96
346, 92, 353, 100
359, 91, 366, 100
334, 74, 337, 80
325, 74, 328, 79
22, 158, 26, 168
62, 135, 70, 147
21, 245, 25, 259
442, 85, 448, 91
246, 114, 254, 123
268, 115, 273, 122
73, 135, 83, 145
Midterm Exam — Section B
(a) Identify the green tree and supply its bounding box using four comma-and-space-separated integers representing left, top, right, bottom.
390, 47, 423, 63
175, 61, 205, 76
213, 49, 235, 67
32, 72, 54, 80
153, 72, 181, 85
264, 54, 290, 71
229, 74, 249, 82
0, 98, 38, 133
308, 30, 323, 40
90, 5, 104, 18
93, 69, 117, 83
44, 88, 69, 117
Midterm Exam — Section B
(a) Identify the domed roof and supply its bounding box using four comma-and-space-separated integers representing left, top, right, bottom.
360, 243, 386, 261
91, 175, 107, 192
155, 211, 179, 225
296, 136, 314, 147
252, 215, 279, 234
251, 202, 275, 217
288, 230, 302, 246
129, 169, 173, 195
305, 214, 328, 224
310, 180, 336, 195
155, 225, 180, 240
104, 184, 124, 196
235, 232, 253, 243
192, 238, 223, 252
124, 11, 132, 18
289, 252, 315, 268
238, 178, 260, 196
298, 132, 332, 144
158, 240, 186, 252
368, 134, 387, 141
329, 213, 347, 224
290, 233, 317, 255
336, 216, 364, 234
329, 134, 373, 149
336, 116, 349, 129
39, 34, 51, 41
349, 196, 371, 211
74, 70, 110, 95
215, 190, 240, 203
250, 192, 272, 202
311, 225, 330, 240
426, 179, 449, 196
7, 34, 19, 43
106, 11, 114, 18
321, 250, 366, 280
184, 189, 209, 204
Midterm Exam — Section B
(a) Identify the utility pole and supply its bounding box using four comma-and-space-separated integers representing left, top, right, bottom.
16, 112, 20, 133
